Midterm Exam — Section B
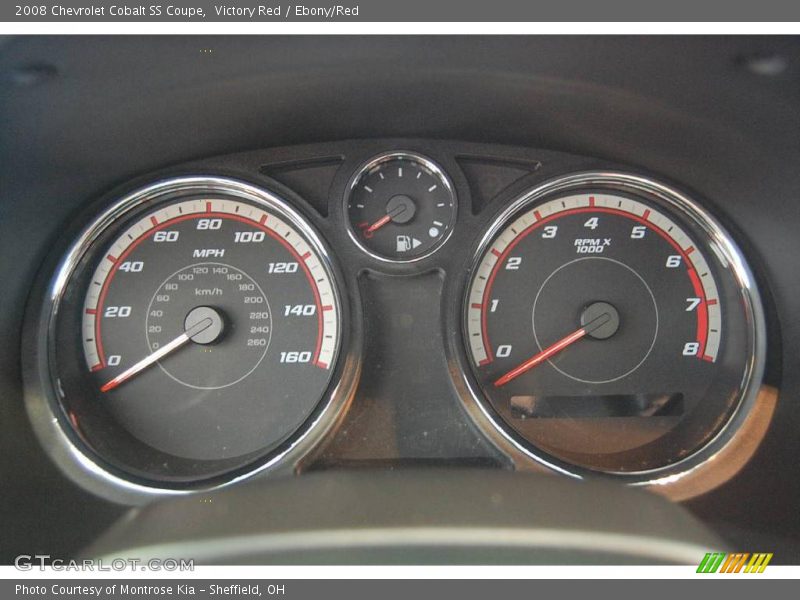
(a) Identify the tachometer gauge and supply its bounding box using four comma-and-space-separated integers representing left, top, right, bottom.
345, 152, 457, 262
462, 173, 765, 478
25, 177, 352, 500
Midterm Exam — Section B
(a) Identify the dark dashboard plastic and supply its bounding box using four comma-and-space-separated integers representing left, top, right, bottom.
1, 35, 798, 563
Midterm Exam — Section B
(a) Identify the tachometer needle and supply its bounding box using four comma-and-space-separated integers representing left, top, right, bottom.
493, 312, 611, 387
100, 317, 213, 393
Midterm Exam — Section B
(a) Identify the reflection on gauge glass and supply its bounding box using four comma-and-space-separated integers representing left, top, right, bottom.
463, 173, 765, 476
38, 177, 344, 489
345, 152, 456, 261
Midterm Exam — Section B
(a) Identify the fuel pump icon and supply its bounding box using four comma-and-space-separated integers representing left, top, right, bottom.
396, 235, 422, 253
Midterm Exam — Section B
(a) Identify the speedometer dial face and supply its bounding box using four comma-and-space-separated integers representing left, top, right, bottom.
463, 173, 764, 476
46, 178, 345, 489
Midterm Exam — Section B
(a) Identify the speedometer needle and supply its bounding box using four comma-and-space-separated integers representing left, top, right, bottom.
493, 312, 611, 387
100, 317, 213, 393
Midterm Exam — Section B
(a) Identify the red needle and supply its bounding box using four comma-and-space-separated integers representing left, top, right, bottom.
493, 312, 610, 387
365, 213, 392, 235
364, 204, 409, 236
100, 317, 213, 393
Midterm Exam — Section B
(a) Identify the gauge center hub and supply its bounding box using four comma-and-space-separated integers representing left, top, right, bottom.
581, 301, 620, 340
385, 194, 416, 224
184, 305, 226, 345
532, 257, 658, 384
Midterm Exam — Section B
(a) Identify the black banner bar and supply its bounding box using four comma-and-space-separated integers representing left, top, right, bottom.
4, 0, 800, 23
3, 579, 795, 600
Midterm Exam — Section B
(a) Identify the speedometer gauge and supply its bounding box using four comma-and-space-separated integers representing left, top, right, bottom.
25, 177, 352, 500
462, 173, 765, 478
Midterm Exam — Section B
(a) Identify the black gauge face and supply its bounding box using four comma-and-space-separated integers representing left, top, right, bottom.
345, 153, 456, 261
463, 181, 761, 474
51, 180, 343, 485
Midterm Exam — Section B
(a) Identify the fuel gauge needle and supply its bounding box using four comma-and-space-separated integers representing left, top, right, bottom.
100, 317, 213, 393
363, 204, 409, 235
493, 312, 611, 387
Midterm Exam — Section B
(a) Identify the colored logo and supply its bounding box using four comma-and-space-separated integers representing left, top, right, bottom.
697, 552, 773, 573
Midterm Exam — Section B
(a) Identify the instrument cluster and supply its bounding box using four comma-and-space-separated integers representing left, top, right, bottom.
22, 141, 772, 503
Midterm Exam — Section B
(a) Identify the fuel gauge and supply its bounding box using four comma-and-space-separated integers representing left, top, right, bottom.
345, 152, 457, 262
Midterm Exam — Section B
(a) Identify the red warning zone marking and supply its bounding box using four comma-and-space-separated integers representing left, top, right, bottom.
150, 216, 159, 226
687, 268, 709, 358
259, 214, 268, 225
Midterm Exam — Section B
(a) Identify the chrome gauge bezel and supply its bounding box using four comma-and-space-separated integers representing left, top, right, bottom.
451, 171, 768, 489
343, 151, 458, 263
22, 176, 360, 504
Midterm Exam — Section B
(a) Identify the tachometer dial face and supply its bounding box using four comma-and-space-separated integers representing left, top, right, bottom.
345, 152, 457, 261
463, 174, 764, 476
46, 178, 345, 488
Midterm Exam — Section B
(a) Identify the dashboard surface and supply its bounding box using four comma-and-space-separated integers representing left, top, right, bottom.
1, 35, 799, 563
